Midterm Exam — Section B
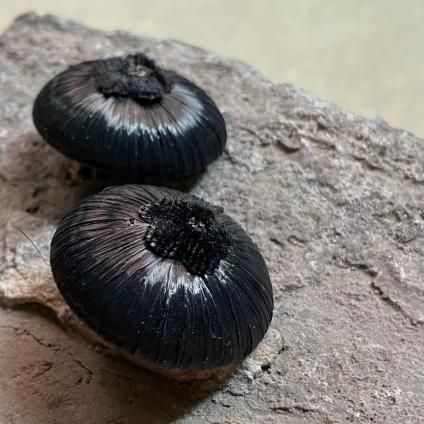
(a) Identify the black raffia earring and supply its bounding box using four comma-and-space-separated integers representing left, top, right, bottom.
33, 53, 227, 181
50, 185, 274, 380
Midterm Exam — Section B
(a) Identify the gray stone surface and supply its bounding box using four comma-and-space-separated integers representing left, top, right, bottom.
0, 13, 423, 424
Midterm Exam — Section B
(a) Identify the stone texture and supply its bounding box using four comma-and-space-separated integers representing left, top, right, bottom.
0, 13, 423, 424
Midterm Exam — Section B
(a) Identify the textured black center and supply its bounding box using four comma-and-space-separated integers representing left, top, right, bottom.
94, 53, 172, 102
139, 199, 232, 275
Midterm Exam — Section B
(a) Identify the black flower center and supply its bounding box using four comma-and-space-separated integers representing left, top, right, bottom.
139, 199, 232, 275
94, 53, 172, 102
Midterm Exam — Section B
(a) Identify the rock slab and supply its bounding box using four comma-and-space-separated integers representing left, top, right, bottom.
0, 13, 423, 424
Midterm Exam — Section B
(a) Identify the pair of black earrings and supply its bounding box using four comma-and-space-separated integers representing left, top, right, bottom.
33, 53, 273, 379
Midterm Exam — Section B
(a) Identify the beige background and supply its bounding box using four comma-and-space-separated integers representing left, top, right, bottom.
1, 0, 423, 136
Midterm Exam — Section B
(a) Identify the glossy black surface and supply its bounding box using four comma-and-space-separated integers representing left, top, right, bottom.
50, 185, 273, 370
33, 54, 227, 180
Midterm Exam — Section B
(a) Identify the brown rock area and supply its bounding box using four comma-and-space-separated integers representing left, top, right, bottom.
0, 13, 423, 424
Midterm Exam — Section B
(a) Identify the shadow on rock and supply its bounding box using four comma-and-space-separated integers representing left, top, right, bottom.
0, 305, 228, 424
